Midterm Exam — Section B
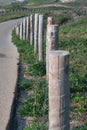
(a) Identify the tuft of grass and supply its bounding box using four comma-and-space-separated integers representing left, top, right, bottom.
24, 122, 41, 130
28, 61, 46, 76
19, 78, 48, 117
19, 79, 35, 90
26, 0, 57, 4
24, 121, 48, 130
57, 14, 71, 25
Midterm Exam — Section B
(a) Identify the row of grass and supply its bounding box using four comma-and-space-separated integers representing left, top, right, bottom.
26, 0, 58, 4
12, 32, 48, 130
0, 11, 33, 23
12, 14, 87, 129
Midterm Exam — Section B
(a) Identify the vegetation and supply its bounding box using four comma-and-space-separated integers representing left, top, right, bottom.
0, 0, 87, 129
26, 0, 58, 4
19, 79, 48, 117
12, 31, 47, 130
59, 16, 87, 129
12, 3, 87, 129
0, 13, 26, 23
0, 0, 14, 5
24, 121, 48, 130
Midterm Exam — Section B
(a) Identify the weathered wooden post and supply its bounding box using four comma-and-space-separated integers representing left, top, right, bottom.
46, 24, 59, 80
34, 13, 39, 52
38, 14, 44, 61
30, 15, 34, 45
26, 16, 30, 40
47, 17, 53, 25
46, 17, 53, 80
49, 50, 70, 130
16, 24, 19, 35
19, 22, 23, 40
22, 17, 26, 40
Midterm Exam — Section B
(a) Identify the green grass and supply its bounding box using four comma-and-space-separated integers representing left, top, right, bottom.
0, 13, 24, 23
18, 79, 35, 90
60, 18, 87, 90
0, 9, 34, 23
24, 122, 41, 130
12, 30, 47, 129
19, 79, 48, 117
0, 0, 14, 5
28, 61, 46, 76
26, 0, 58, 4
59, 16, 87, 129
24, 121, 48, 130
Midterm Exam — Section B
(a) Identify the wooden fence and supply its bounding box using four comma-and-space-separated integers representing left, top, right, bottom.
15, 14, 70, 130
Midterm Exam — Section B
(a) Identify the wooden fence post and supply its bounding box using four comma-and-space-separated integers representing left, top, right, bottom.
46, 17, 53, 80
22, 17, 26, 40
30, 15, 34, 45
47, 17, 53, 25
19, 22, 23, 40
26, 16, 30, 40
38, 14, 44, 61
49, 50, 70, 130
46, 24, 59, 81
34, 13, 39, 52
16, 24, 19, 35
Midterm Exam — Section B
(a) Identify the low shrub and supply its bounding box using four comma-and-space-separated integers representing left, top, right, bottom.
28, 61, 46, 76
19, 79, 48, 117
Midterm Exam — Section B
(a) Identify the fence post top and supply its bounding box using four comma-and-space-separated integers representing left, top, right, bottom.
26, 16, 29, 19
50, 50, 69, 56
47, 17, 53, 24
35, 13, 39, 16
39, 14, 43, 17
30, 14, 33, 17
48, 16, 53, 18
48, 24, 59, 27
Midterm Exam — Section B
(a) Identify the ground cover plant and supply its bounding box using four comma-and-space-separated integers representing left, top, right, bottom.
59, 16, 87, 129
12, 31, 48, 130
12, 13, 87, 130
26, 0, 59, 4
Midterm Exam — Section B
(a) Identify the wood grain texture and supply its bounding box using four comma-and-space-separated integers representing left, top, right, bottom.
19, 22, 23, 40
49, 50, 70, 130
34, 13, 39, 52
30, 15, 34, 45
26, 16, 30, 40
46, 24, 59, 81
46, 17, 53, 81
22, 17, 26, 40
38, 14, 44, 61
